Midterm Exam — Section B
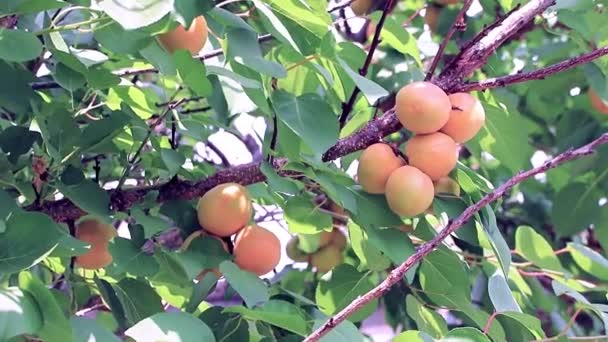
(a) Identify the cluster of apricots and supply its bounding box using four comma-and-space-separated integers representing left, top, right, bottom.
74, 219, 117, 269
285, 228, 348, 273
196, 183, 281, 276
157, 16, 208, 55
357, 81, 485, 217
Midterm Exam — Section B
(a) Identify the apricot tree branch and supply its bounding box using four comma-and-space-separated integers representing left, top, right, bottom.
304, 133, 608, 342
338, 0, 395, 128
425, 0, 473, 81
452, 45, 608, 92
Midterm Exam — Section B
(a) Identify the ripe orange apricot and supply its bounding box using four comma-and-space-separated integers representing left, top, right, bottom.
75, 219, 116, 269
286, 237, 310, 262
311, 245, 343, 273
351, 0, 373, 16
405, 132, 459, 181
331, 230, 347, 250
234, 225, 281, 276
357, 143, 404, 194
385, 166, 435, 217
395, 81, 451, 134
434, 177, 461, 196
157, 16, 208, 55
197, 183, 252, 237
440, 93, 486, 143
589, 89, 608, 114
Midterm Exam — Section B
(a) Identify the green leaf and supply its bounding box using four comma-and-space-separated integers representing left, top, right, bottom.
19, 272, 73, 342
225, 300, 309, 336
337, 58, 388, 105
419, 248, 470, 303
0, 287, 43, 341
93, 22, 151, 54
53, 63, 86, 91
130, 206, 171, 238
220, 261, 269, 307
70, 316, 120, 342
515, 226, 563, 271
551, 183, 602, 237
198, 307, 248, 342
50, 232, 89, 258
174, 235, 231, 279
98, 0, 173, 30
185, 272, 218, 313
364, 225, 415, 271
0, 28, 43, 62
348, 187, 402, 227
260, 162, 301, 195
315, 264, 378, 322
125, 312, 215, 342
393, 330, 434, 342
0, 212, 64, 274
569, 242, 608, 281
266, 0, 331, 38
106, 87, 158, 119
58, 180, 111, 218
271, 90, 339, 155
78, 111, 131, 151
405, 295, 448, 338
226, 28, 287, 78
444, 327, 491, 342
0, 0, 67, 15
107, 237, 160, 277
112, 278, 164, 326
0, 126, 42, 163
480, 206, 511, 277
174, 50, 212, 96
94, 277, 128, 329
371, 13, 420, 65
488, 268, 521, 313
283, 196, 333, 234
140, 41, 177, 76
161, 148, 186, 177
348, 221, 391, 272
0, 61, 36, 114
174, 0, 211, 25
251, 0, 301, 53
498, 312, 545, 339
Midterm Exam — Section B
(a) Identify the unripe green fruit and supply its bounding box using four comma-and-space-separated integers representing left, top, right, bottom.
434, 177, 461, 196
405, 132, 459, 181
286, 237, 310, 262
385, 166, 434, 217
395, 82, 451, 134
311, 245, 343, 273
197, 183, 252, 237
357, 143, 404, 194
441, 93, 486, 143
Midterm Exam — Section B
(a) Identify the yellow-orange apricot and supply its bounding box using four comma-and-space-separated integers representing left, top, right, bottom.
311, 245, 343, 273
434, 177, 461, 196
75, 219, 116, 269
331, 229, 347, 250
197, 183, 252, 237
157, 16, 208, 55
286, 237, 310, 262
405, 132, 459, 181
357, 143, 404, 194
440, 93, 486, 143
385, 166, 434, 217
234, 225, 281, 276
395, 82, 451, 134
351, 0, 374, 16
589, 89, 608, 114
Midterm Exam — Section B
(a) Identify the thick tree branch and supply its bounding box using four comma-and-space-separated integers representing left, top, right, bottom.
305, 133, 608, 342
425, 0, 473, 80
452, 45, 608, 92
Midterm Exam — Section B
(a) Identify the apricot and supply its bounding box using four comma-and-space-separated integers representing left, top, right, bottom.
434, 177, 461, 196
351, 0, 374, 16
589, 89, 608, 114
197, 183, 252, 237
74, 219, 116, 269
318, 231, 335, 248
440, 93, 486, 143
395, 82, 451, 134
357, 143, 404, 194
405, 132, 459, 181
234, 225, 280, 276
425, 6, 440, 33
311, 245, 343, 273
157, 16, 208, 55
286, 237, 310, 262
385, 166, 434, 217
331, 230, 347, 250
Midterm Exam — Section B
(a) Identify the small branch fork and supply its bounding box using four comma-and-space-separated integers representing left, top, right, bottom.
304, 133, 608, 342
338, 0, 395, 128
425, 0, 473, 81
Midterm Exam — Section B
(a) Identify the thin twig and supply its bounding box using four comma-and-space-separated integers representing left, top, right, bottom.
425, 0, 473, 81
535, 308, 584, 341
303, 133, 608, 342
453, 45, 608, 92
206, 141, 230, 168
328, 0, 355, 13
338, 0, 395, 128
